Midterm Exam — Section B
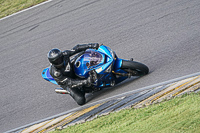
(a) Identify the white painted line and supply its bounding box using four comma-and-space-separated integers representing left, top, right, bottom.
0, 0, 53, 21
5, 71, 200, 133
21, 120, 51, 133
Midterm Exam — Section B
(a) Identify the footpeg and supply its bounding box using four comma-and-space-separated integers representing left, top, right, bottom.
111, 80, 115, 86
55, 88, 70, 94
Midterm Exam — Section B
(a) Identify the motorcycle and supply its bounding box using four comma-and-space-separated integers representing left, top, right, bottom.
42, 45, 149, 95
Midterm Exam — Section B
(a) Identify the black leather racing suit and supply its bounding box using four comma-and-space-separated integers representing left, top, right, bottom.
49, 43, 99, 105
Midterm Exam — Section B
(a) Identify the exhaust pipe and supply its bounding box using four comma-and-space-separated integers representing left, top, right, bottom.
55, 88, 70, 94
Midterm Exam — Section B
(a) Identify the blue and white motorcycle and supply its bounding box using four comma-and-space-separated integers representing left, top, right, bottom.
42, 45, 149, 95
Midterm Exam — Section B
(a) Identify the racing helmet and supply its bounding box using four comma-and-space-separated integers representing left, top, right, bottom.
47, 48, 64, 68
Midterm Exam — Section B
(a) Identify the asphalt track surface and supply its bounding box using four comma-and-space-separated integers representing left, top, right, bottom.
1, 0, 200, 132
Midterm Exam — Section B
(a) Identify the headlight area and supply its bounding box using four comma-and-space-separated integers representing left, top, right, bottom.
95, 63, 113, 74
95, 48, 115, 74
104, 63, 113, 73
110, 49, 116, 59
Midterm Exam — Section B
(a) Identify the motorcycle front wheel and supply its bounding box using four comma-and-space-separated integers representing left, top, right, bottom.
121, 60, 149, 76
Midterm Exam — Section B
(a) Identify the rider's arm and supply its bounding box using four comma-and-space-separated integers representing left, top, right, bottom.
62, 43, 99, 57
49, 65, 90, 88
72, 43, 99, 52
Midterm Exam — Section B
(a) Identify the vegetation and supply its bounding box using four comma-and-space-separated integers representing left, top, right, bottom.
0, 0, 47, 18
53, 92, 200, 133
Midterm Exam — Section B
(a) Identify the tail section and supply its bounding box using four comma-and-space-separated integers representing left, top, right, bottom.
41, 67, 58, 85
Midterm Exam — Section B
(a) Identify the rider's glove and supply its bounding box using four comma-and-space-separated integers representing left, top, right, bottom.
87, 70, 98, 86
88, 43, 99, 50
58, 78, 69, 85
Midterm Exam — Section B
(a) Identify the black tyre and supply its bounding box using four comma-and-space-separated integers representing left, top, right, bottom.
121, 60, 149, 76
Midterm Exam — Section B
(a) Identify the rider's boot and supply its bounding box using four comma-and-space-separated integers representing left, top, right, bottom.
68, 87, 86, 105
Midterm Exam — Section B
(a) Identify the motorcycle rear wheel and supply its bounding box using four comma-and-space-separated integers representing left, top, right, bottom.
121, 60, 149, 76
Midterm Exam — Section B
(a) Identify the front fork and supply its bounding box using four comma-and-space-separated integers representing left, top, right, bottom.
94, 58, 131, 88
112, 58, 130, 84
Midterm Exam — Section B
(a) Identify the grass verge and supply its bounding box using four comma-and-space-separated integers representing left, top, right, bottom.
0, 0, 47, 19
52, 92, 200, 133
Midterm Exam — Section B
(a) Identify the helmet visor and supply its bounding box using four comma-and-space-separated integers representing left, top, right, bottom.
53, 56, 63, 65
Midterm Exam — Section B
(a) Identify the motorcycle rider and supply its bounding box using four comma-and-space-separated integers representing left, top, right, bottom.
47, 43, 99, 105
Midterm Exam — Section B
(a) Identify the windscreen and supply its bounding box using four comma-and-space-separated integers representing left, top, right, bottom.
83, 50, 103, 67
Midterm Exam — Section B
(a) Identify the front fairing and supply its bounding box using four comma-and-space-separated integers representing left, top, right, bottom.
74, 45, 115, 78
74, 49, 105, 78
95, 45, 115, 73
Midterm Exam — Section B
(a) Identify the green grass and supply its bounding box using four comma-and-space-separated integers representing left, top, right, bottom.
0, 0, 47, 19
52, 92, 200, 133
